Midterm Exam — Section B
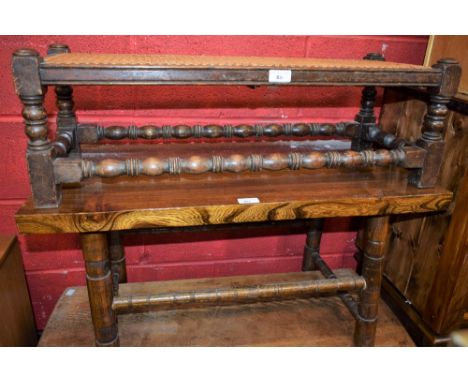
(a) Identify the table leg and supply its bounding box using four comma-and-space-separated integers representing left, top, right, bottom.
80, 233, 119, 347
302, 219, 324, 271
108, 231, 127, 296
354, 215, 389, 346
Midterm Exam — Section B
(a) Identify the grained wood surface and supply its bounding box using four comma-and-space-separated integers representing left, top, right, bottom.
354, 216, 389, 346
39, 281, 414, 347
425, 36, 468, 95
381, 89, 468, 338
15, 167, 452, 234
0, 235, 37, 346
111, 269, 365, 314
80, 233, 118, 346
424, 166, 468, 333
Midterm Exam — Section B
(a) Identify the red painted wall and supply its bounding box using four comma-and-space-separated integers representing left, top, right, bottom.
0, 36, 428, 329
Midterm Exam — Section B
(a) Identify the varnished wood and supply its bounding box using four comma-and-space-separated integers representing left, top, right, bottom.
424, 164, 468, 333
381, 277, 451, 346
380, 87, 468, 344
78, 122, 359, 142
352, 53, 384, 151
354, 215, 390, 346
410, 59, 462, 188
0, 236, 37, 346
367, 125, 407, 149
425, 36, 468, 95
112, 270, 365, 314
80, 233, 118, 346
15, 168, 452, 234
74, 149, 405, 180
12, 49, 60, 208
38, 53, 442, 86
54, 143, 426, 182
302, 219, 324, 271
39, 283, 414, 346
48, 45, 79, 153
108, 231, 127, 296
52, 132, 73, 157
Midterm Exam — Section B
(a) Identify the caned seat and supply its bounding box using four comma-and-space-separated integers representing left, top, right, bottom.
38, 51, 443, 86
43, 53, 433, 71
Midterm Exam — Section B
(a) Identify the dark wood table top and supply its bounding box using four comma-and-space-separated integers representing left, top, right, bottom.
15, 166, 452, 234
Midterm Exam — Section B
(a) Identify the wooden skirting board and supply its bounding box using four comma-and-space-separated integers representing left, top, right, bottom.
40, 283, 414, 347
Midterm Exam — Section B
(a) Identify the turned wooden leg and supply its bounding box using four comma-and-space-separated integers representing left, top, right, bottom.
351, 53, 384, 152
108, 231, 127, 296
13, 49, 60, 208
80, 233, 119, 347
354, 215, 389, 346
409, 58, 461, 188
302, 219, 324, 271
47, 44, 79, 154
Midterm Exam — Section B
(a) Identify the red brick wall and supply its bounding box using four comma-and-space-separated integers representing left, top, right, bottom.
0, 35, 428, 329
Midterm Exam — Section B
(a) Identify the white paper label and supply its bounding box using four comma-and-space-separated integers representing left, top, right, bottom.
65, 288, 76, 297
268, 70, 292, 83
237, 197, 260, 204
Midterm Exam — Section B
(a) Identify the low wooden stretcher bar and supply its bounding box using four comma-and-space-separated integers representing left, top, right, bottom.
112, 270, 366, 314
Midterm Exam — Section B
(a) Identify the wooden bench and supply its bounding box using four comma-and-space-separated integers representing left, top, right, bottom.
12, 44, 461, 346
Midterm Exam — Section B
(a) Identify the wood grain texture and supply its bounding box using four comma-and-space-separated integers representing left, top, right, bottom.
354, 216, 389, 346
351, 54, 383, 151
381, 277, 450, 346
39, 282, 414, 346
78, 122, 359, 142
380, 89, 468, 340
0, 235, 37, 346
425, 36, 468, 95
423, 166, 468, 333
108, 231, 126, 296
15, 168, 452, 234
112, 270, 365, 314
75, 149, 405, 180
13, 49, 61, 208
80, 233, 118, 346
302, 219, 324, 271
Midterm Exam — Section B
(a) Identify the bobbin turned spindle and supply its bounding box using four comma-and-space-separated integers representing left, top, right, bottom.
410, 58, 461, 188
47, 44, 79, 154
352, 52, 385, 151
12, 49, 60, 207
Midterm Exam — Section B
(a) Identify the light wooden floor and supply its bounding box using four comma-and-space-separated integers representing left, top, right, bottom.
40, 284, 414, 346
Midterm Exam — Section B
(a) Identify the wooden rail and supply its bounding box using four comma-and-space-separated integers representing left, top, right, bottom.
52, 131, 74, 156
112, 272, 366, 314
54, 148, 420, 183
78, 122, 360, 142
310, 251, 361, 320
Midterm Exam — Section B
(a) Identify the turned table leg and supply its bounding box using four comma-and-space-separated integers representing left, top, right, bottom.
80, 233, 119, 347
302, 219, 324, 271
354, 215, 389, 346
108, 231, 127, 296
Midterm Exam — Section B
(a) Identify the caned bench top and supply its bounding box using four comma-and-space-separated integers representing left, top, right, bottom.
43, 53, 433, 71
38, 53, 442, 86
